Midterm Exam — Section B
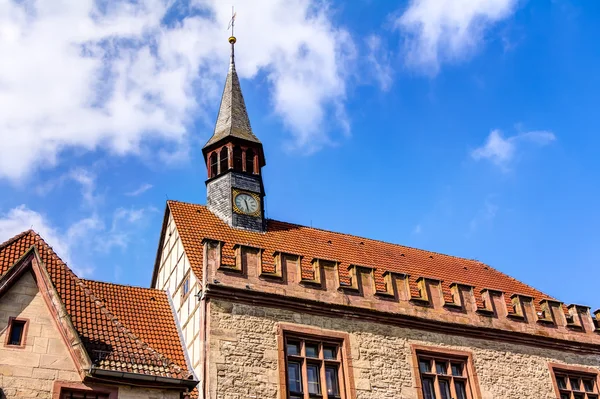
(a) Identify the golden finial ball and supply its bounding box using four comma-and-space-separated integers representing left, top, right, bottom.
229, 36, 237, 44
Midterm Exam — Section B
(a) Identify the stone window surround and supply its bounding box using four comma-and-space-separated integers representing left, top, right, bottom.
549, 362, 600, 399
4, 316, 29, 349
276, 322, 356, 399
410, 344, 482, 399
52, 381, 118, 399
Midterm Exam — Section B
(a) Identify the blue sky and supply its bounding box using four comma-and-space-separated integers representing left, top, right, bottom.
1, 0, 599, 308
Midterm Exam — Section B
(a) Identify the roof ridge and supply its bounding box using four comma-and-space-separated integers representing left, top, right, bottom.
170, 200, 557, 302
170, 200, 483, 264
76, 277, 189, 378
81, 278, 165, 292
28, 230, 82, 278
270, 218, 484, 264
269, 217, 557, 301
0, 229, 33, 251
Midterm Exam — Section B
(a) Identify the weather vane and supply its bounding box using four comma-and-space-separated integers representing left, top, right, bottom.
227, 6, 237, 41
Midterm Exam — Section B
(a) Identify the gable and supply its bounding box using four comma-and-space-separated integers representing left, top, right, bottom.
0, 270, 81, 390
0, 231, 194, 383
153, 207, 197, 291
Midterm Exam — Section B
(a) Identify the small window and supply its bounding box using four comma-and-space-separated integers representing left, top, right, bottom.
233, 146, 243, 171
323, 346, 337, 360
451, 363, 463, 377
209, 152, 218, 178
325, 366, 340, 397
60, 389, 110, 399
287, 362, 303, 395
6, 318, 27, 347
307, 364, 321, 394
305, 343, 319, 358
245, 148, 255, 174
419, 359, 432, 373
551, 366, 600, 399
182, 276, 190, 297
287, 340, 300, 356
219, 147, 229, 174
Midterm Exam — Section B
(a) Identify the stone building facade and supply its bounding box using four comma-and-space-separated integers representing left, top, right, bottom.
151, 36, 600, 399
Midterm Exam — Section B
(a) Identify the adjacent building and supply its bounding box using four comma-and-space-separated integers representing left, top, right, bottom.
0, 231, 196, 398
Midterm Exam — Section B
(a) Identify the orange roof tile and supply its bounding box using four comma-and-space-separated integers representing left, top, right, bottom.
168, 200, 556, 309
0, 230, 191, 381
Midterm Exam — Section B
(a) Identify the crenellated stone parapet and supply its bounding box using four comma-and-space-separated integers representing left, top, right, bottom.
202, 239, 600, 348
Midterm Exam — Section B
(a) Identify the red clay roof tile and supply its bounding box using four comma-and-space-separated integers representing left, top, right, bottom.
168, 200, 556, 310
0, 230, 191, 381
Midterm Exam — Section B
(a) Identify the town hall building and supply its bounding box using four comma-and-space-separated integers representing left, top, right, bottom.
2, 35, 600, 399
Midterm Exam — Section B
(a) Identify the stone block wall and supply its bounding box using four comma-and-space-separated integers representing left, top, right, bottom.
0, 271, 80, 399
208, 298, 600, 399
207, 173, 233, 226
207, 172, 264, 232
118, 386, 182, 399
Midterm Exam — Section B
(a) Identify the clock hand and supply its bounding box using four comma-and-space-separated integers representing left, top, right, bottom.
244, 199, 249, 211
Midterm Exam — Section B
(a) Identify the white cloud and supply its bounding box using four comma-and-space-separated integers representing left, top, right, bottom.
412, 224, 422, 235
68, 168, 98, 206
366, 35, 393, 91
471, 129, 555, 169
125, 183, 153, 197
0, 203, 156, 276
35, 167, 101, 207
469, 197, 498, 234
396, 0, 518, 74
0, 205, 95, 276
0, 0, 352, 180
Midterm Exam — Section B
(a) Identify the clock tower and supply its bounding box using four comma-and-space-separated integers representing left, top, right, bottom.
202, 35, 266, 233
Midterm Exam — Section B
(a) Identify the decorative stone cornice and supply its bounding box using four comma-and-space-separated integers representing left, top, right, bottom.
202, 240, 600, 352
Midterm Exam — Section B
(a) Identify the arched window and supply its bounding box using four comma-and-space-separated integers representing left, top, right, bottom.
233, 146, 243, 171
209, 152, 218, 178
219, 147, 229, 174
245, 149, 255, 174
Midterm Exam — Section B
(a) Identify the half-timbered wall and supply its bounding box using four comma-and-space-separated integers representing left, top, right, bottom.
154, 212, 202, 373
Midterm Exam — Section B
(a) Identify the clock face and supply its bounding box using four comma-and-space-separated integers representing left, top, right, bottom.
234, 193, 259, 215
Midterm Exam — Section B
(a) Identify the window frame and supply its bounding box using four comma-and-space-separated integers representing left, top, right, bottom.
4, 317, 29, 349
233, 146, 243, 171
52, 381, 118, 399
209, 152, 218, 178
245, 148, 255, 174
219, 146, 229, 175
549, 363, 600, 399
411, 345, 482, 399
277, 323, 356, 399
181, 274, 191, 299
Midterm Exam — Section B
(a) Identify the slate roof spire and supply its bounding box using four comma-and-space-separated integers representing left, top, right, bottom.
203, 35, 261, 149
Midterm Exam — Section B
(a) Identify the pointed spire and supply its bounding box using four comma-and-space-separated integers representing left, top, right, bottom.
203, 35, 261, 149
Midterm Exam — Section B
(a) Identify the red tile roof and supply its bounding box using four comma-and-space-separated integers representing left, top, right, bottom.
168, 200, 556, 309
0, 230, 192, 381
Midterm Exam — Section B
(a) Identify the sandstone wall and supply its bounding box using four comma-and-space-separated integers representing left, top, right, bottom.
0, 270, 192, 399
0, 271, 80, 398
118, 386, 183, 399
208, 298, 600, 399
